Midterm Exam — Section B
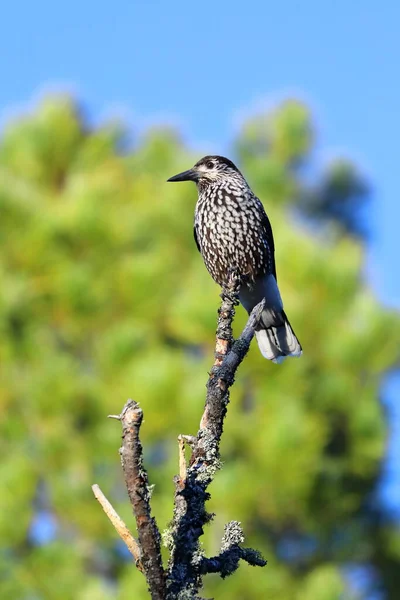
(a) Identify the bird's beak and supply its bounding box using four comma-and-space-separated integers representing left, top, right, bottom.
167, 168, 198, 183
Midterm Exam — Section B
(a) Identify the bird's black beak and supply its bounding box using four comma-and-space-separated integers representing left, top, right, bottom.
167, 168, 198, 183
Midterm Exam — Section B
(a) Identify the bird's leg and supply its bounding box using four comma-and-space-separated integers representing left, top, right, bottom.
224, 266, 242, 300
213, 268, 241, 368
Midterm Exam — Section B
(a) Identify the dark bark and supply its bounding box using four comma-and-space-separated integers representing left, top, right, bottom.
166, 279, 266, 599
120, 401, 166, 600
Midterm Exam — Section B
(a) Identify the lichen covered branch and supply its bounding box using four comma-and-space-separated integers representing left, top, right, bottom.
166, 277, 266, 599
199, 521, 267, 578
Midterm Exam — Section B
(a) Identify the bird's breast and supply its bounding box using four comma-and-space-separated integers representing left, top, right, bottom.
194, 188, 271, 286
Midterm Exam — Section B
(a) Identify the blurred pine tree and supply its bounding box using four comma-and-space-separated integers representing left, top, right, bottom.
0, 97, 398, 599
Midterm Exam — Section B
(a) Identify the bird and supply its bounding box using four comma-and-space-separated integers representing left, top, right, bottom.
167, 155, 302, 363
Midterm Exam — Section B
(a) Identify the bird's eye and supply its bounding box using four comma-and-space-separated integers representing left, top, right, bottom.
206, 160, 214, 169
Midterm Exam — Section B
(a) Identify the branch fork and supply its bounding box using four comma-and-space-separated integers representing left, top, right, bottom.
93, 279, 267, 599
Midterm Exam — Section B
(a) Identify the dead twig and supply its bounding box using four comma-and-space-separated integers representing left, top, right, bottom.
91, 484, 143, 570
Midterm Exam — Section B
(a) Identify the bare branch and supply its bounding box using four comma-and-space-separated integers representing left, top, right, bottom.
91, 484, 143, 570
119, 400, 166, 600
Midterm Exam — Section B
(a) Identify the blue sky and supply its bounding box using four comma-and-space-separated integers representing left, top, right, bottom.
1, 1, 399, 307
1, 0, 399, 506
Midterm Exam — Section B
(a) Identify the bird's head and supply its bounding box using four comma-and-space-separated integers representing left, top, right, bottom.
167, 155, 243, 188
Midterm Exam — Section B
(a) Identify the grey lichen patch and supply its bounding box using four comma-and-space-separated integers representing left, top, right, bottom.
175, 588, 205, 600
221, 521, 245, 551
190, 456, 222, 484
162, 527, 175, 551
147, 484, 155, 499
191, 545, 206, 567
193, 465, 222, 486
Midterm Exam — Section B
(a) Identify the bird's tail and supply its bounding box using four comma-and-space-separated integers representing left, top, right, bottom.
255, 310, 302, 364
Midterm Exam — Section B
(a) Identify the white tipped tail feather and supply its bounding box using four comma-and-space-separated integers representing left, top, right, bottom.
239, 274, 302, 364
255, 314, 302, 364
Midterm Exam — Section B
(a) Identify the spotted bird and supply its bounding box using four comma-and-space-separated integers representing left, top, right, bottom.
168, 155, 302, 363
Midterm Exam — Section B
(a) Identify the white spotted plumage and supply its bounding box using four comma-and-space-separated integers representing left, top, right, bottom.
195, 181, 272, 286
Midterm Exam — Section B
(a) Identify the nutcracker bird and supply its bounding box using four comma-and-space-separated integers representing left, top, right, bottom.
167, 155, 302, 363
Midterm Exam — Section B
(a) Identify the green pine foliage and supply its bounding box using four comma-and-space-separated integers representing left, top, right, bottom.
0, 96, 399, 599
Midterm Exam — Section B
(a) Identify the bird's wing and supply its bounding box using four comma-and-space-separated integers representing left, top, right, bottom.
193, 225, 201, 253
257, 199, 277, 280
